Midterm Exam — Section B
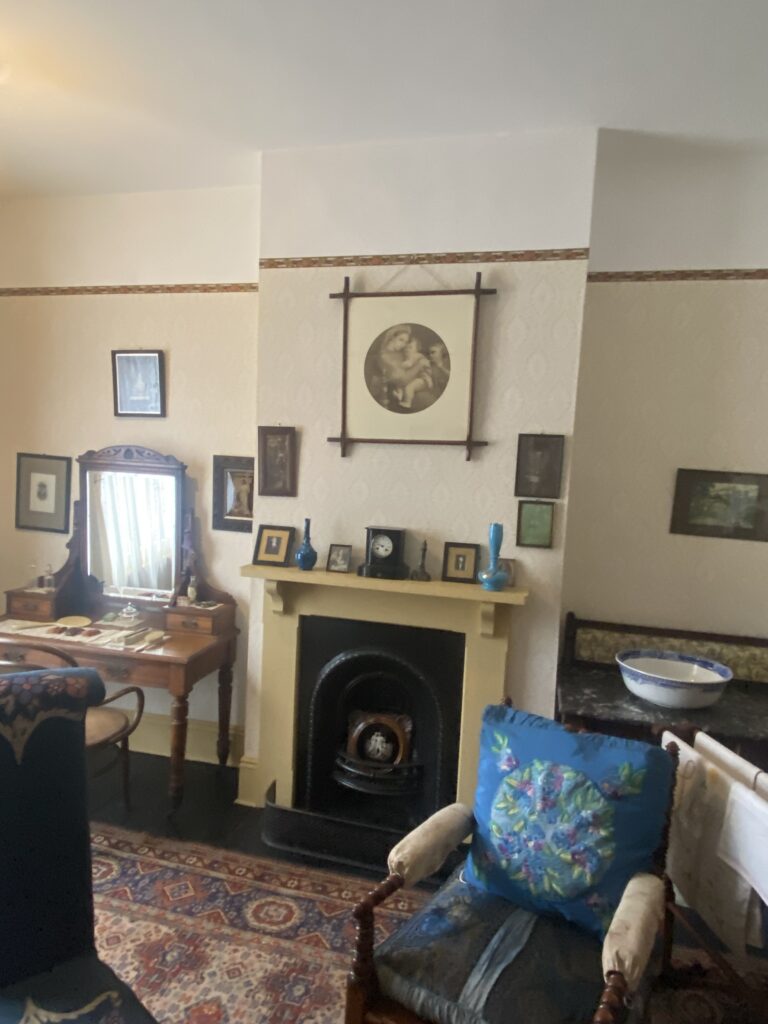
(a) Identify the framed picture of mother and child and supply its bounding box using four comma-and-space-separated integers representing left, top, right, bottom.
330, 276, 494, 457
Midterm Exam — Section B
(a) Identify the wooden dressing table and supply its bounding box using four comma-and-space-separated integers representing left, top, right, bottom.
2, 444, 239, 808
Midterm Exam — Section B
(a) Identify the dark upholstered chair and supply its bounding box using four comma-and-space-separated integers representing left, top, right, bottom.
0, 668, 157, 1023
0, 642, 144, 809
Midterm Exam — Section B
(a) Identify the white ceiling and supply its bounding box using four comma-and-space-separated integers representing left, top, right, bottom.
2, 0, 768, 196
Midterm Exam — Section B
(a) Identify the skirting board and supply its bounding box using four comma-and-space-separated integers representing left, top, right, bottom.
131, 711, 244, 767
236, 755, 267, 808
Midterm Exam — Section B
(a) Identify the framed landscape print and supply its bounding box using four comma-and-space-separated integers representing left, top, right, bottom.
329, 275, 495, 459
514, 434, 565, 499
252, 524, 295, 566
517, 500, 554, 548
212, 455, 254, 532
258, 426, 297, 497
15, 452, 71, 533
112, 350, 166, 417
670, 468, 768, 542
441, 542, 481, 583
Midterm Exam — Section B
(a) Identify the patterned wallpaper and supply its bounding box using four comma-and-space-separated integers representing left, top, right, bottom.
243, 258, 588, 757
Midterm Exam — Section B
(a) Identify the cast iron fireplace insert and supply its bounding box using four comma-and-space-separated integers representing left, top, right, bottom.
261, 614, 465, 869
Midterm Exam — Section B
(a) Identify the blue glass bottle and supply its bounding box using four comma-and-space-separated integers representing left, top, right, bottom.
477, 522, 509, 591
295, 517, 318, 570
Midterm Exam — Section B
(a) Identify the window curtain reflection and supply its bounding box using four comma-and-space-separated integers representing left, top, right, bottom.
88, 471, 176, 591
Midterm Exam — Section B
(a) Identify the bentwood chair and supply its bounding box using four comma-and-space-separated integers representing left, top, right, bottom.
0, 641, 144, 808
345, 705, 678, 1024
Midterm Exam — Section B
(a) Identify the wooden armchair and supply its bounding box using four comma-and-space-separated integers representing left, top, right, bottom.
345, 719, 678, 1024
0, 641, 144, 808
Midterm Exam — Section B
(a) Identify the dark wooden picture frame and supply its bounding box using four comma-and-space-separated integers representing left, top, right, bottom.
111, 349, 166, 417
252, 524, 296, 566
514, 434, 565, 499
15, 452, 72, 534
326, 543, 352, 573
441, 542, 481, 584
212, 455, 254, 533
258, 426, 297, 497
517, 500, 554, 548
328, 273, 495, 460
670, 468, 768, 542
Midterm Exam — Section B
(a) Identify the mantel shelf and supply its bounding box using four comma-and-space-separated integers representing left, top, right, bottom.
240, 564, 528, 606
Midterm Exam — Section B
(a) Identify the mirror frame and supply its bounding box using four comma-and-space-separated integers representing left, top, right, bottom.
77, 444, 187, 596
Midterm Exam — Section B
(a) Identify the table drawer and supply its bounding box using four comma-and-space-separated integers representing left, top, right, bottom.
79, 652, 170, 688
165, 611, 215, 634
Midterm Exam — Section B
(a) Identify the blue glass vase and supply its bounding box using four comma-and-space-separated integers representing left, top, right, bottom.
477, 522, 509, 591
295, 517, 318, 571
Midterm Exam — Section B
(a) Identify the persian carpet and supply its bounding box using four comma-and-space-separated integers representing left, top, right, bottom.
92, 825, 767, 1024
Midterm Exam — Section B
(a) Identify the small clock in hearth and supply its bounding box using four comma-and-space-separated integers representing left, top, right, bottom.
357, 526, 409, 580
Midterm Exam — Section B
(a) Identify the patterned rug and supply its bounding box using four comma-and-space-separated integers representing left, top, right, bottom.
92, 825, 766, 1024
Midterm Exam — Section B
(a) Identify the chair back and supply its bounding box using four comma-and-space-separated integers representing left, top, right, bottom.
0, 668, 105, 986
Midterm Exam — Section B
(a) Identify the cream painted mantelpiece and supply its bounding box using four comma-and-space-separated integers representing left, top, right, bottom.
238, 565, 528, 809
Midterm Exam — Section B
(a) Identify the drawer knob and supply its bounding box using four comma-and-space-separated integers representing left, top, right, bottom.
104, 661, 131, 681
180, 619, 199, 630
1, 651, 25, 663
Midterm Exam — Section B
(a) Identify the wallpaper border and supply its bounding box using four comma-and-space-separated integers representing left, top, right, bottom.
0, 282, 259, 297
260, 248, 589, 269
588, 268, 768, 283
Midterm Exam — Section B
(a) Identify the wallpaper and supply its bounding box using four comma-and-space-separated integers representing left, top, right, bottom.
244, 258, 589, 758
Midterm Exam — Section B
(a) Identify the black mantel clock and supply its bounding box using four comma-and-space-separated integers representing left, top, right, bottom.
357, 527, 409, 580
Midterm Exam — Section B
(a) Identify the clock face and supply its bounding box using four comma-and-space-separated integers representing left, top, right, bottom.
371, 534, 394, 559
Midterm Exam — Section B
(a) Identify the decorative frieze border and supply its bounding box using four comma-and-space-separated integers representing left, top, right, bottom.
260, 248, 589, 270
0, 282, 258, 297
588, 268, 768, 283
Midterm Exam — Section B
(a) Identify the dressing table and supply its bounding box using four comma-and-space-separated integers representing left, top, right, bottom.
1, 445, 238, 808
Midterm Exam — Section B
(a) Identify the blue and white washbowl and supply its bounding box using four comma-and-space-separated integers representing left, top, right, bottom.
615, 649, 732, 710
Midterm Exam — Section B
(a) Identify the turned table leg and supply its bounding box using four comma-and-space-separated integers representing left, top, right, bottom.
170, 692, 190, 809
217, 663, 233, 767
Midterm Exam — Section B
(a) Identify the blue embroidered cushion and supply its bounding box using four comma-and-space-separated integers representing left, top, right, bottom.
464, 706, 674, 938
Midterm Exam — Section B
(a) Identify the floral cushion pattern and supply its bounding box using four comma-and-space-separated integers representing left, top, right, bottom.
464, 706, 674, 938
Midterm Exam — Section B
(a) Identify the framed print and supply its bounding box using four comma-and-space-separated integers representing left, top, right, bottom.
441, 542, 481, 584
112, 350, 166, 417
517, 501, 554, 548
328, 275, 495, 459
326, 543, 352, 573
258, 426, 297, 497
670, 468, 768, 542
252, 524, 295, 566
15, 453, 71, 533
212, 455, 254, 532
514, 434, 565, 499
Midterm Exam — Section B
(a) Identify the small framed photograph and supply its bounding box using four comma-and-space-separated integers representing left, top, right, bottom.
514, 434, 565, 499
517, 501, 554, 548
258, 426, 297, 497
252, 524, 296, 566
441, 542, 481, 584
326, 543, 352, 573
111, 350, 166, 417
16, 453, 72, 534
670, 468, 768, 542
212, 455, 255, 532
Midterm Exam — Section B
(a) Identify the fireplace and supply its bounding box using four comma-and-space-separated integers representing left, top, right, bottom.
239, 565, 528, 869
295, 616, 464, 833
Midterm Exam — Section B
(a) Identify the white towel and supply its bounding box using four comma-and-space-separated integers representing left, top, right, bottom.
718, 782, 768, 906
663, 731, 755, 952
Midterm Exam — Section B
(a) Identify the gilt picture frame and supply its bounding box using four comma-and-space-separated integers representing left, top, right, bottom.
111, 350, 166, 417
15, 452, 72, 534
212, 455, 254, 533
328, 274, 495, 459
670, 468, 768, 542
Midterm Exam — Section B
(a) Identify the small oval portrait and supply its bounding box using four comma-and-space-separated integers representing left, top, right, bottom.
364, 323, 451, 414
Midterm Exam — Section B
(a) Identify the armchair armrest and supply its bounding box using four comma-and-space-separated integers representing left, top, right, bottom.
601, 873, 665, 991
387, 802, 474, 887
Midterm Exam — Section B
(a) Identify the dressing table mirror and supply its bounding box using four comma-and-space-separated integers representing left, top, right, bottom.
2, 444, 237, 807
